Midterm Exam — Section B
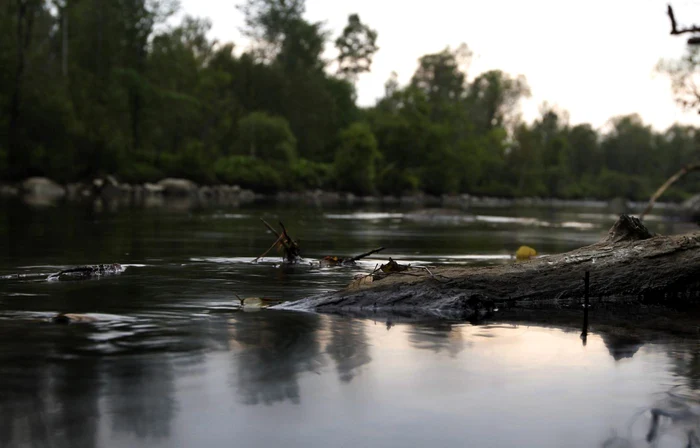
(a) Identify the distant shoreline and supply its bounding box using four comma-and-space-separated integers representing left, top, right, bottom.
0, 176, 688, 214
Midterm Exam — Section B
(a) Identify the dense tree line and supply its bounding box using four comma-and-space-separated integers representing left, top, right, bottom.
1, 0, 699, 200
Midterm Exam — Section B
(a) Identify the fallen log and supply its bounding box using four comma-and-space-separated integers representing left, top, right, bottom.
275, 215, 700, 319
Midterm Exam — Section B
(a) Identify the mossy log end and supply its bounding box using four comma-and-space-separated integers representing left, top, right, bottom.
276, 215, 700, 319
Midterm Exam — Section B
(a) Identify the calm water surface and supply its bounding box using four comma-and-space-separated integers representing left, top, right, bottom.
1, 200, 700, 447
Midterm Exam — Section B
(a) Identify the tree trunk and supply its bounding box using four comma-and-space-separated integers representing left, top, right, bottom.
277, 215, 700, 319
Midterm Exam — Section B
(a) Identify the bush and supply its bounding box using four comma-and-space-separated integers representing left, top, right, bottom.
160, 141, 216, 183
237, 112, 297, 164
596, 169, 650, 200
334, 123, 380, 195
376, 165, 420, 195
214, 156, 284, 192
289, 159, 333, 190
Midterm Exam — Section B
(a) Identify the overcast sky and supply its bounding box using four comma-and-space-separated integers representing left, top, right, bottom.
177, 0, 700, 131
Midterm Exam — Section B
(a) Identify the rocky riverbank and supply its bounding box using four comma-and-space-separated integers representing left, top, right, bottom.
0, 176, 696, 215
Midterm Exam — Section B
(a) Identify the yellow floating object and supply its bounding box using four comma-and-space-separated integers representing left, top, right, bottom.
515, 246, 537, 260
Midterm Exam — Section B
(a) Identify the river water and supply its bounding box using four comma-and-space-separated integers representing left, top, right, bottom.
1, 200, 700, 448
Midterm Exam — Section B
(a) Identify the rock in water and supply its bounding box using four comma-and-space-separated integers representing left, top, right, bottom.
157, 178, 198, 197
21, 177, 66, 204
48, 264, 125, 281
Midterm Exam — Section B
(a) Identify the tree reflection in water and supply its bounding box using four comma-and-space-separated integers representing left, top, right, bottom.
0, 321, 103, 448
601, 338, 700, 447
231, 311, 325, 405
106, 355, 177, 440
325, 316, 371, 383
405, 320, 469, 357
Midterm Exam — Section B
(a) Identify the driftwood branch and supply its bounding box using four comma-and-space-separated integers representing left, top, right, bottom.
348, 247, 385, 263
639, 162, 700, 220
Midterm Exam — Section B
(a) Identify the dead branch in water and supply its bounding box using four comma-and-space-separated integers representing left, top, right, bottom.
348, 247, 386, 263
322, 247, 386, 266
258, 218, 301, 263
640, 162, 700, 220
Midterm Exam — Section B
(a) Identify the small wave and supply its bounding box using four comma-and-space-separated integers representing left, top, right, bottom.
559, 221, 596, 230
2, 292, 49, 297
191, 256, 270, 264
88, 330, 136, 342
475, 215, 547, 226
0, 311, 136, 323
1, 272, 53, 280
324, 212, 404, 220
210, 213, 250, 219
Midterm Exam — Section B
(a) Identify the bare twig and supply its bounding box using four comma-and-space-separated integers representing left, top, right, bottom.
259, 218, 301, 263
412, 266, 451, 283
254, 233, 284, 262
640, 162, 700, 220
260, 218, 282, 240
668, 4, 700, 37
348, 247, 386, 263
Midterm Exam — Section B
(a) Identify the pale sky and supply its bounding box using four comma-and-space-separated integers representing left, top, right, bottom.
176, 0, 700, 131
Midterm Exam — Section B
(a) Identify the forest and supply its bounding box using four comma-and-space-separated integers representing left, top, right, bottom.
2, 0, 700, 201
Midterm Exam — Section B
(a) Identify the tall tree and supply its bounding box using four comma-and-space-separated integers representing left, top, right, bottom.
465, 70, 530, 134
335, 14, 378, 82
238, 0, 306, 62
410, 45, 470, 109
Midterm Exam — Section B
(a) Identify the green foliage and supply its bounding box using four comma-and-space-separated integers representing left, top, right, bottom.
595, 169, 650, 200
160, 141, 216, 184
334, 123, 380, 195
1, 0, 700, 202
236, 112, 297, 163
289, 159, 333, 190
214, 156, 283, 192
376, 166, 421, 195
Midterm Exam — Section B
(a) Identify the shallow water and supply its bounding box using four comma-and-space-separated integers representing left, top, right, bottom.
1, 200, 699, 448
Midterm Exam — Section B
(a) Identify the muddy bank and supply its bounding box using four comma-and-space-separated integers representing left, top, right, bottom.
275, 216, 700, 327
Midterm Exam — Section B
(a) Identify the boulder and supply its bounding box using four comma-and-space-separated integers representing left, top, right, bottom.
144, 182, 164, 195
157, 178, 198, 197
21, 177, 65, 202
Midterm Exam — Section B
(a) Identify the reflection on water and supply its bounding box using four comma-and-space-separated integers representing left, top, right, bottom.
0, 311, 699, 447
232, 312, 324, 406
326, 316, 371, 382
1, 201, 700, 447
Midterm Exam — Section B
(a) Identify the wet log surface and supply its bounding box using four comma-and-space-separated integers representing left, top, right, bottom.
276, 216, 700, 321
